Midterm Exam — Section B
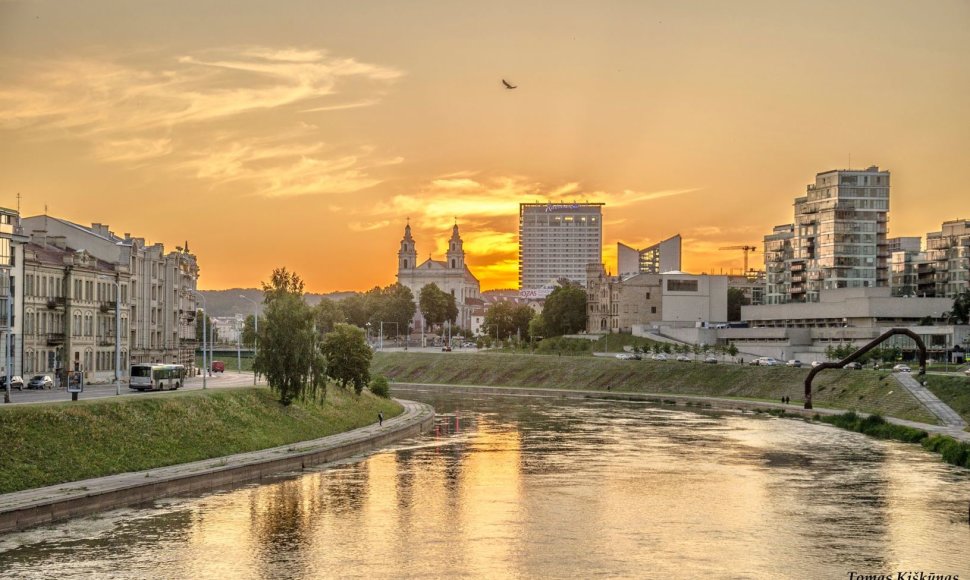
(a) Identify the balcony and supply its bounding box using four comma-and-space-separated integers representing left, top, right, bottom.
46, 333, 65, 346
98, 335, 116, 347
46, 297, 66, 310
99, 300, 118, 313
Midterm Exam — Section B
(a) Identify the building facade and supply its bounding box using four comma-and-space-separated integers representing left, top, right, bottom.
925, 219, 970, 298
586, 263, 728, 334
22, 216, 200, 377
763, 167, 890, 304
519, 202, 603, 290
0, 208, 27, 387
396, 222, 481, 333
617, 234, 682, 278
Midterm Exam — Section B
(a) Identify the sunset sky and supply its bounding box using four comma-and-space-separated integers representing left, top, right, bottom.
1, 0, 968, 292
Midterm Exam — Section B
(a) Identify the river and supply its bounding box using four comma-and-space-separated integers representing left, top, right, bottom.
1, 390, 968, 579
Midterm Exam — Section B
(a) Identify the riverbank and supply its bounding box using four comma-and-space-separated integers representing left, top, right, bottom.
372, 352, 940, 424
0, 387, 403, 495
0, 398, 434, 533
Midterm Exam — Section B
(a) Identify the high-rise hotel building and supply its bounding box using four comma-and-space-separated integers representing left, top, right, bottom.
763, 166, 890, 303
519, 202, 603, 290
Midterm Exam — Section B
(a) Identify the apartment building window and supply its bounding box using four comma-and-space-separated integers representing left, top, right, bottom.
666, 279, 699, 292
651, 306, 657, 314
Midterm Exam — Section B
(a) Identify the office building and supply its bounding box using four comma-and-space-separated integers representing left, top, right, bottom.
519, 202, 603, 290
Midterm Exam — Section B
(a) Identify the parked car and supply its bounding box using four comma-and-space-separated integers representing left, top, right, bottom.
441, 346, 452, 352
676, 354, 691, 362
211, 360, 225, 373
964, 367, 970, 376
651, 353, 669, 361
892, 364, 911, 373
27, 374, 53, 389
786, 360, 802, 368
844, 362, 863, 370
811, 361, 824, 368
1, 375, 24, 390
704, 356, 718, 364
616, 353, 636, 360
751, 357, 781, 366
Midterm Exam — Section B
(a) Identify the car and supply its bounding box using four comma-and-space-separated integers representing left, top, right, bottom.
211, 360, 225, 373
892, 364, 911, 373
651, 353, 669, 361
615, 353, 636, 360
704, 356, 718, 364
751, 357, 781, 366
676, 354, 691, 362
786, 360, 802, 368
811, 361, 824, 368
965, 367, 970, 377
1, 375, 24, 390
27, 374, 53, 389
441, 346, 452, 352
844, 362, 862, 370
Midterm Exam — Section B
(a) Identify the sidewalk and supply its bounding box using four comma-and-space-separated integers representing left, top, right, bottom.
893, 373, 967, 429
0, 399, 435, 533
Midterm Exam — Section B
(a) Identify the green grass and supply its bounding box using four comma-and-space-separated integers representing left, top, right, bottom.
195, 354, 255, 373
372, 351, 939, 424
924, 374, 970, 423
818, 411, 928, 443
0, 387, 402, 494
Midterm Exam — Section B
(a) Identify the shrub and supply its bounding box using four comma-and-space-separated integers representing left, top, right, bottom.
370, 375, 390, 398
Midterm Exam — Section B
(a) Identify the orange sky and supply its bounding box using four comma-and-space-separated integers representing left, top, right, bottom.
1, 0, 968, 292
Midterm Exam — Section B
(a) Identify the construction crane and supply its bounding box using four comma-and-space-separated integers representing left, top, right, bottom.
719, 245, 759, 273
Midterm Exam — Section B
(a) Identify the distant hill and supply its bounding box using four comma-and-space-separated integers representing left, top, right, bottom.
199, 289, 358, 317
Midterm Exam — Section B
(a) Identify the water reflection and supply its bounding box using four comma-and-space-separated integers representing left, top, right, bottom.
1, 393, 969, 578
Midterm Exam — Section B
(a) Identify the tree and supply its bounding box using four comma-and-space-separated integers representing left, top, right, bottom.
419, 283, 456, 331
727, 287, 749, 322
196, 312, 219, 343
313, 298, 346, 334
339, 293, 370, 328
368, 283, 416, 337
253, 268, 325, 405
541, 284, 587, 336
726, 343, 739, 358
483, 301, 535, 340
241, 314, 256, 348
949, 290, 970, 325
321, 323, 372, 395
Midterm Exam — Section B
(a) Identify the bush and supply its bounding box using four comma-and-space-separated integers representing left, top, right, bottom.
370, 375, 390, 398
922, 436, 970, 468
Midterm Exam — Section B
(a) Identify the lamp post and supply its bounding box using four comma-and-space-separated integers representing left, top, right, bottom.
239, 295, 259, 385
194, 291, 207, 389
98, 274, 122, 396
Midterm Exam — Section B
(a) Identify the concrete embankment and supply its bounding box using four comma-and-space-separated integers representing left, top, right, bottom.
0, 399, 434, 533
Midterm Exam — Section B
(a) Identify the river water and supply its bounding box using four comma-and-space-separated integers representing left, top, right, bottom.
1, 391, 969, 579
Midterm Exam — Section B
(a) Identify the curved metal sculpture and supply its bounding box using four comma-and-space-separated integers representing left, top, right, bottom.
803, 327, 926, 409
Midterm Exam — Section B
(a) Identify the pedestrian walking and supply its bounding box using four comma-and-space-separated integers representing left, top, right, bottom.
378, 412, 384, 426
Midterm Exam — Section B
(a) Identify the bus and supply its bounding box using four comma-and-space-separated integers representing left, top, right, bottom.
129, 364, 186, 391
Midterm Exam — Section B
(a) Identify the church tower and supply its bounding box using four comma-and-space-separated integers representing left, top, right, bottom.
398, 221, 417, 272
446, 222, 465, 270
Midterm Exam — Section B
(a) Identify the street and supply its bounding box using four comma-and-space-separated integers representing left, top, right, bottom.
1, 371, 260, 405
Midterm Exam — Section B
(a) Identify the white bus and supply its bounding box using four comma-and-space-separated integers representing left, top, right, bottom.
129, 364, 186, 391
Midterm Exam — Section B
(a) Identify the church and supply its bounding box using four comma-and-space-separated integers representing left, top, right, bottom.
396, 221, 482, 333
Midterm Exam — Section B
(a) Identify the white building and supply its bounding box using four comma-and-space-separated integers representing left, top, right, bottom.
396, 222, 481, 333
519, 202, 603, 290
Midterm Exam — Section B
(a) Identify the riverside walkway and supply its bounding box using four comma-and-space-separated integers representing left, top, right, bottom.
893, 372, 968, 429
0, 399, 435, 533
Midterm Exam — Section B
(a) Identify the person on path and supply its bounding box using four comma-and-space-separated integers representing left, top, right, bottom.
378, 412, 384, 427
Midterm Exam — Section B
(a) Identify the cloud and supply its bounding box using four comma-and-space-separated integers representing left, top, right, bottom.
348, 220, 392, 232
94, 137, 173, 163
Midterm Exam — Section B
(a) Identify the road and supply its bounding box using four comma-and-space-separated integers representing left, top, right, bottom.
1, 372, 260, 405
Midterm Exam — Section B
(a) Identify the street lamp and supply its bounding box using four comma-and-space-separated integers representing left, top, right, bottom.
239, 294, 260, 385
194, 291, 207, 389
98, 274, 122, 396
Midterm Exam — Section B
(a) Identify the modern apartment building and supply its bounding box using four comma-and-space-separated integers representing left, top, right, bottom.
762, 166, 890, 303
617, 234, 681, 278
22, 216, 200, 378
519, 202, 603, 290
925, 219, 970, 297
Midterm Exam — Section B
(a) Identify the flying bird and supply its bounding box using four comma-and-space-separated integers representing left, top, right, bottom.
502, 79, 517, 89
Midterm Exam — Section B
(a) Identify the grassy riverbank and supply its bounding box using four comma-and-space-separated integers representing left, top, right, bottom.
924, 374, 970, 424
0, 387, 402, 494
372, 352, 938, 424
